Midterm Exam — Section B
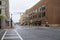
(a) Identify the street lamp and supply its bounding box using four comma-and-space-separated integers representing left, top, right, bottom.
11, 14, 12, 28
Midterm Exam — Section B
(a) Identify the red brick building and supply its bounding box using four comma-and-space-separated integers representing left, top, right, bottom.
24, 0, 60, 27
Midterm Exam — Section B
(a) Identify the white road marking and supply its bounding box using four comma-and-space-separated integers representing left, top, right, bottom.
1, 30, 7, 40
4, 36, 19, 39
15, 30, 23, 40
6, 34, 17, 35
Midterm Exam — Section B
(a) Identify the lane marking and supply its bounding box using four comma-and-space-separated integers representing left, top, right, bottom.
1, 30, 7, 40
6, 34, 17, 35
3, 30, 19, 39
4, 36, 19, 39
15, 30, 23, 40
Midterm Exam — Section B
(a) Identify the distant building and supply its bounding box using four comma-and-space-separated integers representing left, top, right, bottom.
19, 13, 27, 25
24, 0, 60, 27
0, 0, 10, 29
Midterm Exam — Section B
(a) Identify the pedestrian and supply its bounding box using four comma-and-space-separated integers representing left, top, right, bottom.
45, 21, 49, 27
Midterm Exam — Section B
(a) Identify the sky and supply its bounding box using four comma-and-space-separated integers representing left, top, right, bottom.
9, 0, 40, 23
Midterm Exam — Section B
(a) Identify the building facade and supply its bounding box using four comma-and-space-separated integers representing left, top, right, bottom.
0, 0, 10, 29
24, 0, 60, 27
19, 13, 28, 25
19, 14, 25, 25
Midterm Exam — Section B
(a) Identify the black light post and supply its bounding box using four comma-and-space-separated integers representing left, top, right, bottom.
11, 14, 12, 28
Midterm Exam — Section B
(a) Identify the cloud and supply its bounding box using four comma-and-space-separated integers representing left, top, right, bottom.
9, 0, 40, 13
9, 0, 40, 23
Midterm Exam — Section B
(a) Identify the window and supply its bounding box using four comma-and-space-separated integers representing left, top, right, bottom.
37, 8, 40, 12
35, 9, 37, 13
39, 7, 42, 11
41, 5, 46, 10
0, 1, 2, 5
39, 14, 41, 18
42, 12, 45, 17
38, 14, 41, 18
38, 8, 40, 12
38, 7, 41, 12
0, 9, 1, 14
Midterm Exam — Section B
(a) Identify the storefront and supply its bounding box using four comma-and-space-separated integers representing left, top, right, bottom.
0, 19, 1, 28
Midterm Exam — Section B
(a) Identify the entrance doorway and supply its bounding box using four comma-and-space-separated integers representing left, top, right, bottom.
0, 19, 1, 29
34, 21, 41, 26
37, 21, 41, 26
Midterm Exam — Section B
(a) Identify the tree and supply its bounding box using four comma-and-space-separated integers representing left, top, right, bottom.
0, 14, 4, 19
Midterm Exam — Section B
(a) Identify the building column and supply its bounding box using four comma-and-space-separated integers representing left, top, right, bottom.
1, 8, 6, 29
1, 18, 5, 29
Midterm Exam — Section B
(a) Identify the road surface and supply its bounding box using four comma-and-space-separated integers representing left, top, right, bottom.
0, 24, 60, 40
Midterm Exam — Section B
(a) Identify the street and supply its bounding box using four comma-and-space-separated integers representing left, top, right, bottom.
0, 25, 60, 40
0, 0, 60, 40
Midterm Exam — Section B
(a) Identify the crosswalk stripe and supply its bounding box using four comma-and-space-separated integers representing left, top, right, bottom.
1, 30, 7, 40
3, 36, 19, 39
6, 34, 17, 35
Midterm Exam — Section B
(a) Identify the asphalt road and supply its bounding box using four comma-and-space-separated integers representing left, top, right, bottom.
3, 29, 21, 40
0, 30, 6, 40
15, 25, 60, 40
0, 24, 60, 40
